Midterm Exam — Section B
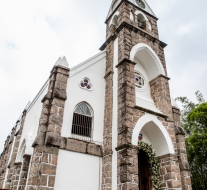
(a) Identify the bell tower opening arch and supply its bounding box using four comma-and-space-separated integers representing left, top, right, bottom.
130, 43, 166, 81
130, 43, 167, 113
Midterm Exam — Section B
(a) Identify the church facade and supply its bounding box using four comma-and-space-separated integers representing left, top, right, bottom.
0, 0, 192, 190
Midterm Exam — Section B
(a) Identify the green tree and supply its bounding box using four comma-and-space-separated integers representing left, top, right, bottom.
176, 91, 207, 190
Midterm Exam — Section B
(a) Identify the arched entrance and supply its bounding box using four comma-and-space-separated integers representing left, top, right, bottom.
132, 114, 175, 189
132, 114, 174, 156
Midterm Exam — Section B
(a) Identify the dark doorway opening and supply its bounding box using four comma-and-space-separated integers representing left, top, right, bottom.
138, 150, 152, 190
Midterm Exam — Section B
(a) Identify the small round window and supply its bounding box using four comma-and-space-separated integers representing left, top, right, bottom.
135, 71, 145, 88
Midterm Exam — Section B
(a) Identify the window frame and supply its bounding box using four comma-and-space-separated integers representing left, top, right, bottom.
71, 102, 94, 141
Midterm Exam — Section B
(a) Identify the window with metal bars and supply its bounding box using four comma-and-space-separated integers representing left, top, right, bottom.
71, 102, 93, 140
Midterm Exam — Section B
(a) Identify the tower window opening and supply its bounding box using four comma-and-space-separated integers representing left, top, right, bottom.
111, 15, 118, 27
138, 14, 146, 29
71, 102, 93, 141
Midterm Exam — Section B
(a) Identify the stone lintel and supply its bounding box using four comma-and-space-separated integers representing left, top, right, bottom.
115, 58, 136, 68
175, 126, 186, 135
14, 129, 20, 136
157, 153, 178, 160
45, 132, 61, 148
172, 106, 181, 112
100, 21, 167, 51
59, 137, 103, 157
104, 71, 114, 79
149, 74, 171, 85
49, 65, 70, 78
32, 132, 46, 147
23, 154, 31, 159
134, 105, 168, 119
115, 143, 137, 151
14, 162, 22, 166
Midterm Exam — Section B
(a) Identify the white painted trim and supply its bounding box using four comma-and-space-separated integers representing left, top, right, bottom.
134, 10, 149, 21
2, 136, 16, 188
70, 51, 106, 77
26, 79, 49, 113
132, 113, 174, 155
112, 37, 118, 190
130, 43, 165, 77
109, 12, 120, 26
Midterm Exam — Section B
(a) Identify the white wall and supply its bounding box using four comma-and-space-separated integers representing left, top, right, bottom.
54, 150, 102, 190
61, 52, 106, 143
20, 81, 49, 154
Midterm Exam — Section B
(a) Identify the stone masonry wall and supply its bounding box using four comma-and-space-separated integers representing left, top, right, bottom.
149, 75, 173, 120
102, 40, 114, 190
158, 154, 182, 189
0, 136, 12, 188
27, 65, 69, 190
173, 107, 192, 190
11, 162, 22, 190
18, 155, 31, 190
106, 1, 159, 40
9, 111, 27, 190
0, 117, 23, 190
104, 1, 168, 76
102, 1, 191, 189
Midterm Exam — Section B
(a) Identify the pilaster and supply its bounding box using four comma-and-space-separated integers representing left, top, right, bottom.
158, 154, 182, 189
27, 65, 69, 190
102, 40, 114, 190
18, 155, 31, 190
8, 110, 27, 190
173, 107, 192, 190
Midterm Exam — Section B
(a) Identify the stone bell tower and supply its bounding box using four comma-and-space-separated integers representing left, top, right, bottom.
100, 0, 192, 189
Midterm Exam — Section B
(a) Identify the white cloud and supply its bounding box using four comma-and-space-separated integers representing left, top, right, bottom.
177, 23, 195, 35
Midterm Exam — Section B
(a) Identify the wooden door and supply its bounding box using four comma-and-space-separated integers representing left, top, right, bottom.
138, 150, 152, 190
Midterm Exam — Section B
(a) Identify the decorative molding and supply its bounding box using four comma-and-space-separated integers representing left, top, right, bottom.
115, 58, 136, 68
149, 74, 170, 84
100, 21, 167, 51
134, 105, 168, 119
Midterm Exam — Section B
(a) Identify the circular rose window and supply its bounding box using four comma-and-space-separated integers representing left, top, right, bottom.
135, 71, 145, 88
79, 77, 93, 91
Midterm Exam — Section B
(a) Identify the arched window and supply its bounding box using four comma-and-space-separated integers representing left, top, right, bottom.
71, 102, 93, 141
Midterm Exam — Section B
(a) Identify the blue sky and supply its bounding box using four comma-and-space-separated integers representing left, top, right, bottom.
0, 0, 206, 152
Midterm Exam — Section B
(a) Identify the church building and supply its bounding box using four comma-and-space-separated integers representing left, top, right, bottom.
0, 0, 192, 189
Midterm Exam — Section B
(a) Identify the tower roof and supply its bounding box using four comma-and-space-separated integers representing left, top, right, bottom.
107, 0, 156, 20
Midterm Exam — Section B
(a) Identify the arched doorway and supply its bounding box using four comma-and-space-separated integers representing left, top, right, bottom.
132, 114, 175, 189
132, 114, 174, 156
138, 150, 152, 190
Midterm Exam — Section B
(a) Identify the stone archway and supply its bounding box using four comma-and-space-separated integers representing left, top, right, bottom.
132, 113, 174, 156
